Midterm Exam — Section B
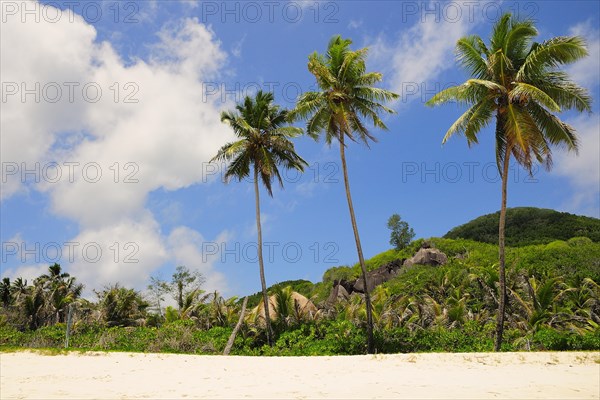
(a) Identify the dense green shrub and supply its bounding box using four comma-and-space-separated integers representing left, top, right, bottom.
375, 322, 496, 353
533, 328, 600, 351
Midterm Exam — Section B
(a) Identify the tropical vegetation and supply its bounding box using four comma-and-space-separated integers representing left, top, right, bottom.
1, 14, 596, 356
1, 210, 599, 355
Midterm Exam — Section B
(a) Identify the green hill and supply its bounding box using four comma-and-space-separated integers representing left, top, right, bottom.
444, 207, 600, 246
252, 208, 600, 306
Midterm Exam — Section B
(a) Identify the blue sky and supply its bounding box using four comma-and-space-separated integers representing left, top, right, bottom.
1, 0, 599, 298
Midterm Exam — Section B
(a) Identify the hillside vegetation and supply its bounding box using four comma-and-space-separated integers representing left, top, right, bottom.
2, 210, 599, 355
444, 207, 600, 246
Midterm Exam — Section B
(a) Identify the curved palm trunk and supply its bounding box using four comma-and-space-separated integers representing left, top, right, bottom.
223, 296, 248, 355
254, 167, 273, 346
339, 135, 375, 354
494, 146, 511, 351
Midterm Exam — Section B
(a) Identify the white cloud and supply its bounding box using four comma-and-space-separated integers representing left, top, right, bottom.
567, 22, 600, 89
2, 264, 50, 286
552, 22, 600, 218
368, 2, 472, 106
68, 213, 169, 293
167, 227, 230, 294
151, 18, 226, 80
180, 0, 200, 10
348, 19, 363, 30
295, 181, 319, 197
231, 35, 246, 59
1, 3, 96, 199
1, 1, 235, 293
554, 114, 600, 218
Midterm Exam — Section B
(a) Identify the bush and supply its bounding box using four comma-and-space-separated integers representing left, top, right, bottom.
0, 325, 27, 346
545, 240, 570, 251
568, 237, 593, 247
257, 320, 366, 356
533, 328, 600, 351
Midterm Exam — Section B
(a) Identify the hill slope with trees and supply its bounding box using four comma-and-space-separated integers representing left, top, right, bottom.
444, 207, 600, 246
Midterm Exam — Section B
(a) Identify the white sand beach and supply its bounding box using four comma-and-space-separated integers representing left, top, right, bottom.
1, 351, 599, 399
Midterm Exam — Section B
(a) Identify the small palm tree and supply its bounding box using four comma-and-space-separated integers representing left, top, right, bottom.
0, 278, 11, 308
11, 277, 29, 304
292, 35, 399, 353
426, 13, 592, 350
212, 90, 308, 346
96, 284, 148, 327
37, 264, 83, 323
179, 289, 205, 320
24, 286, 45, 330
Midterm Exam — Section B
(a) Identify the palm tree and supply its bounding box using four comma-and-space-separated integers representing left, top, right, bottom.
291, 35, 399, 353
96, 284, 148, 327
212, 90, 308, 346
24, 286, 45, 330
38, 264, 83, 323
178, 289, 205, 320
426, 13, 592, 350
11, 277, 29, 304
0, 278, 11, 308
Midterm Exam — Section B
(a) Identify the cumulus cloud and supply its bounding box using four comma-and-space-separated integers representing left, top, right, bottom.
368, 1, 472, 106
1, 1, 234, 293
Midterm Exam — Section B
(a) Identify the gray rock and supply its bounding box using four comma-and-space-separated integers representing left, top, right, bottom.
326, 284, 350, 305
403, 247, 448, 267
353, 258, 404, 293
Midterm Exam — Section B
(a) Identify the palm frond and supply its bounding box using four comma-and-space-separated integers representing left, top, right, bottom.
442, 98, 496, 145
456, 35, 488, 78
517, 36, 589, 80
509, 83, 560, 112
296, 35, 398, 148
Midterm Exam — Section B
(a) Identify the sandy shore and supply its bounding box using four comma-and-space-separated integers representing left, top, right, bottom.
1, 351, 598, 399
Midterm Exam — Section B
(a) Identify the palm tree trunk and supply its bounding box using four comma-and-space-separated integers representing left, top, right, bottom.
494, 146, 511, 351
223, 296, 248, 355
254, 167, 273, 346
339, 135, 375, 354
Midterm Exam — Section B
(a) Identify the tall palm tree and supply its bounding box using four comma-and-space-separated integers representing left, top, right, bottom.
291, 35, 398, 353
426, 13, 591, 350
212, 90, 308, 346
